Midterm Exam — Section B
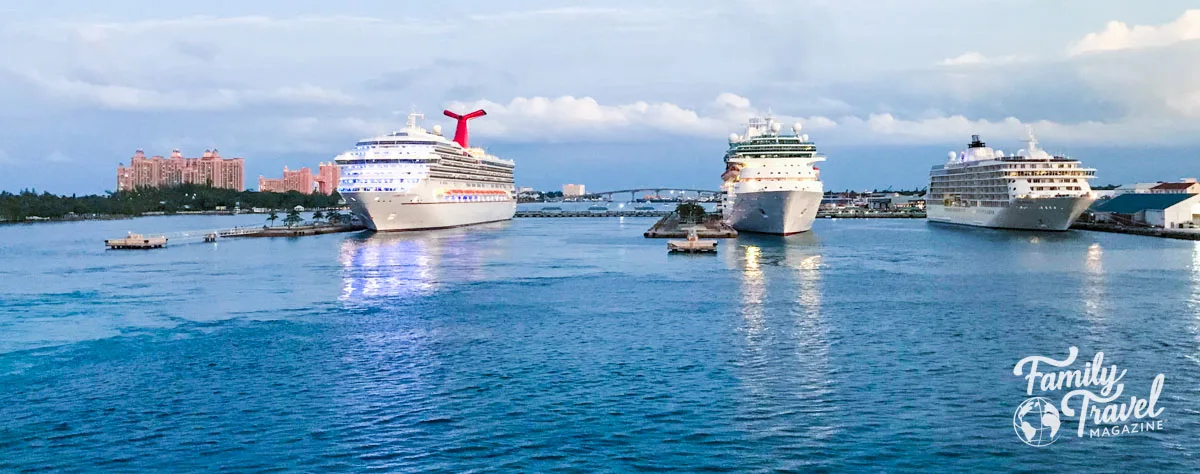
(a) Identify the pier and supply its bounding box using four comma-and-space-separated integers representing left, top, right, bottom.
1071, 221, 1200, 241
104, 223, 365, 249
644, 212, 738, 239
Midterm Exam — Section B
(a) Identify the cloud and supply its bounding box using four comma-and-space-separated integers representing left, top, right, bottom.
15, 71, 358, 111
1071, 9, 1200, 55
444, 94, 772, 142
0, 149, 12, 165
432, 94, 1169, 146
939, 52, 1019, 66
45, 151, 71, 163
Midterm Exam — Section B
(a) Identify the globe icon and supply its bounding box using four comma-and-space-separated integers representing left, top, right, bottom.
1013, 397, 1062, 447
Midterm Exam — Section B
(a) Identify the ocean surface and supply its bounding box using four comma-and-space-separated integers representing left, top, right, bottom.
1, 215, 1198, 472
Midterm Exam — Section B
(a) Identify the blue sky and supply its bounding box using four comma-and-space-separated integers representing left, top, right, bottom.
2, 1, 1199, 193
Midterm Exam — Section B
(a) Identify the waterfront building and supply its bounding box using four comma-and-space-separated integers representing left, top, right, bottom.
116, 149, 245, 192
1149, 179, 1200, 194
1091, 193, 1200, 228
316, 162, 341, 195
258, 163, 341, 195
562, 184, 586, 197
259, 167, 313, 194
1114, 182, 1161, 195
820, 196, 854, 209
867, 193, 926, 210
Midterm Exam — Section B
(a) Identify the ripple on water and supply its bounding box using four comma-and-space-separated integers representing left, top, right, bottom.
1, 219, 1199, 471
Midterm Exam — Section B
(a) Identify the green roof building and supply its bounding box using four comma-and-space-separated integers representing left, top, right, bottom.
1092, 193, 1200, 228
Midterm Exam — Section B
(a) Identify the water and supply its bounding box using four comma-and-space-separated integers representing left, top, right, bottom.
1, 216, 1198, 471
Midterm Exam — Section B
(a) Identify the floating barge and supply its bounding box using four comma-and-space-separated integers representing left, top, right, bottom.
668, 229, 718, 253
105, 233, 168, 249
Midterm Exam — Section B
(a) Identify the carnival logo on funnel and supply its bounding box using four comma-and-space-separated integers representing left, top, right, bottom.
1012, 347, 1166, 446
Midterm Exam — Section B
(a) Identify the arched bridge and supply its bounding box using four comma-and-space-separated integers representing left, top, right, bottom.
589, 188, 722, 201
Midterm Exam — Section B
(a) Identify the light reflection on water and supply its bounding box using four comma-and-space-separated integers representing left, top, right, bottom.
1082, 242, 1106, 321
740, 245, 765, 338
733, 234, 835, 454
339, 234, 439, 302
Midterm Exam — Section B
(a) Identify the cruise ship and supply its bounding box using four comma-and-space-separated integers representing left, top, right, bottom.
721, 116, 825, 235
927, 132, 1095, 231
335, 110, 515, 231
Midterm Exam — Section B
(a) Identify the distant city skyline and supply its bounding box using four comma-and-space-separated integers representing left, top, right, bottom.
2, 2, 1199, 194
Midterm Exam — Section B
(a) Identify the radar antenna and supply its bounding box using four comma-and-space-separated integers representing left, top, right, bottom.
405, 111, 424, 130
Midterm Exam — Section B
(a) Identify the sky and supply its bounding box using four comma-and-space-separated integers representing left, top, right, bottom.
2, 0, 1200, 194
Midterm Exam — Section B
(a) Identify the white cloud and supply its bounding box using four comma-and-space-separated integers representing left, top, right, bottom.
1071, 9, 1200, 55
431, 94, 1200, 147
16, 71, 357, 111
0, 149, 12, 165
939, 52, 1019, 66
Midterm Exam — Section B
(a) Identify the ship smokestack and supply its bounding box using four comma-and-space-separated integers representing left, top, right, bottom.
443, 109, 487, 148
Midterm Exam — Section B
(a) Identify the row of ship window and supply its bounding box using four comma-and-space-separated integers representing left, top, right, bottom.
339, 187, 399, 192
340, 178, 421, 185
439, 195, 510, 202
731, 154, 817, 159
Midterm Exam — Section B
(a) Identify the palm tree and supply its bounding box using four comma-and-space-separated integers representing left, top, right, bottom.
284, 208, 303, 228
312, 210, 324, 222
266, 209, 279, 227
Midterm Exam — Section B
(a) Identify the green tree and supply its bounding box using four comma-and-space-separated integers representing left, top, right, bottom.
676, 202, 706, 223
284, 208, 303, 228
311, 210, 324, 221
267, 209, 279, 227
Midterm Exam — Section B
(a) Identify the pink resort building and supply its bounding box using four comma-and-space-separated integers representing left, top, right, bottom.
116, 149, 246, 192
259, 162, 341, 195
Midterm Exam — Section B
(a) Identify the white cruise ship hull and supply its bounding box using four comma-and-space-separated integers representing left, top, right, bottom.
926, 196, 1094, 231
726, 190, 822, 235
345, 192, 515, 231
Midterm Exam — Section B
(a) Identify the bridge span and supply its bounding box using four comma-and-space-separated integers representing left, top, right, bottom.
587, 188, 722, 201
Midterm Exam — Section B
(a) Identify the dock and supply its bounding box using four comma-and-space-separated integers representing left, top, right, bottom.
644, 212, 737, 238
105, 233, 168, 250
1071, 221, 1200, 241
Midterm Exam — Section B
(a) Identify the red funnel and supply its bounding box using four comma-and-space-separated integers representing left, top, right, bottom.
443, 109, 487, 148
